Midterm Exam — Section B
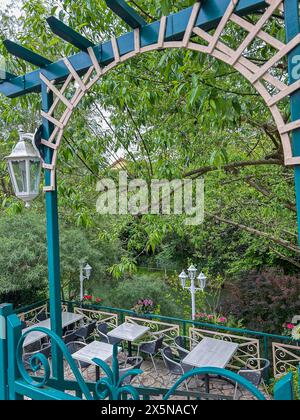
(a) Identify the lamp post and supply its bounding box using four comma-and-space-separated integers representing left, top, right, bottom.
79, 263, 92, 303
5, 127, 42, 208
179, 265, 207, 321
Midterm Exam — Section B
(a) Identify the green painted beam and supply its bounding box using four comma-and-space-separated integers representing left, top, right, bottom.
105, 0, 147, 29
47, 16, 95, 51
0, 0, 268, 98
0, 70, 17, 81
3, 40, 52, 67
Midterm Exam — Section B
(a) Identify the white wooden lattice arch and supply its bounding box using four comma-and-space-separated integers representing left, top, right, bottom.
40, 0, 298, 191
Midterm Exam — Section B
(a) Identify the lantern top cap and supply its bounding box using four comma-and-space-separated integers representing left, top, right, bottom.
5, 130, 40, 161
188, 264, 197, 272
179, 270, 188, 279
85, 263, 92, 270
197, 272, 206, 280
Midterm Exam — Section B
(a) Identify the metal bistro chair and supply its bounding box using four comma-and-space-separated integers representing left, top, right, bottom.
23, 343, 52, 376
119, 356, 144, 386
137, 336, 164, 375
234, 358, 271, 400
174, 335, 199, 359
97, 323, 122, 346
63, 329, 78, 345
67, 341, 91, 379
74, 321, 97, 343
161, 346, 193, 391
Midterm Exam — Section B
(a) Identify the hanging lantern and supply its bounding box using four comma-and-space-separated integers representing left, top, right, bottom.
197, 272, 207, 291
187, 264, 197, 281
179, 271, 188, 289
84, 263, 92, 280
5, 128, 42, 207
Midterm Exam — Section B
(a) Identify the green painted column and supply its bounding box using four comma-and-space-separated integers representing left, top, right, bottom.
6, 313, 23, 400
0, 304, 13, 400
41, 81, 64, 383
285, 0, 300, 243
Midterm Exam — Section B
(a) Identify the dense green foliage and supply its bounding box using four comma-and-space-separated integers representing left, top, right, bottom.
222, 269, 300, 333
0, 1, 299, 332
0, 212, 122, 306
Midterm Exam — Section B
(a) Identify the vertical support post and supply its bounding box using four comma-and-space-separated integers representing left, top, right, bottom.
41, 81, 64, 383
79, 265, 84, 304
0, 304, 13, 400
285, 0, 300, 243
190, 279, 196, 321
7, 313, 23, 400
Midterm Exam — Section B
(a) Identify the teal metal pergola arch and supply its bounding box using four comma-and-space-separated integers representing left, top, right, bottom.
1, 0, 300, 387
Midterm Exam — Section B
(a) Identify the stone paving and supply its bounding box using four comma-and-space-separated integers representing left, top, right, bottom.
66, 354, 270, 401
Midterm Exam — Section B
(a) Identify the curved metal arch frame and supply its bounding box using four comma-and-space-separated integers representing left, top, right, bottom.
163, 366, 266, 400
39, 0, 300, 192
16, 326, 142, 400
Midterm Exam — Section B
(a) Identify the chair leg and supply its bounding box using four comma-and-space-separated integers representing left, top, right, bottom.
233, 383, 240, 400
184, 380, 189, 392
150, 354, 158, 375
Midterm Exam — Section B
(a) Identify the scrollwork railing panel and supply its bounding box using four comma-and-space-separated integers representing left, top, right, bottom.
125, 316, 180, 346
18, 304, 48, 326
74, 307, 118, 329
189, 328, 260, 370
272, 342, 300, 377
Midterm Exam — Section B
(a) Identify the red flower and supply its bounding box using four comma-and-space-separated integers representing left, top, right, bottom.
84, 295, 92, 300
95, 298, 102, 303
287, 323, 295, 330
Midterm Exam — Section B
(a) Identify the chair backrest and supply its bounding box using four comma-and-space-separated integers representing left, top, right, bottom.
174, 336, 184, 349
161, 347, 181, 374
67, 341, 86, 355
174, 336, 190, 359
238, 358, 270, 388
119, 357, 143, 385
97, 322, 108, 335
40, 345, 52, 360
24, 340, 41, 354
239, 370, 262, 387
87, 321, 97, 336
154, 336, 164, 353
63, 331, 77, 345
36, 311, 47, 322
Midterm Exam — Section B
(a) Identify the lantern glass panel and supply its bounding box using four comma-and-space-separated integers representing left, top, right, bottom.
12, 160, 27, 193
30, 159, 41, 193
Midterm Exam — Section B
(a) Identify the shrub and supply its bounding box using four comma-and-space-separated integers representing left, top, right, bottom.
222, 269, 300, 334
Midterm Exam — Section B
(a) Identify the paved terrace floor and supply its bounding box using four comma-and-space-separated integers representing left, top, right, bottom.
63, 354, 270, 401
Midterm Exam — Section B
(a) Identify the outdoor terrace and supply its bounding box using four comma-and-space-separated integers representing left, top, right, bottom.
14, 300, 300, 400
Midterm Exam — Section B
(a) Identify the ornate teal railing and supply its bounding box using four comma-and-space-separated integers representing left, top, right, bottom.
0, 301, 296, 401
3, 299, 298, 400
15, 299, 300, 377
62, 300, 299, 372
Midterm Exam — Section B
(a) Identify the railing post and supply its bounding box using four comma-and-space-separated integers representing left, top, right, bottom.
263, 336, 270, 383
6, 312, 23, 400
0, 304, 13, 400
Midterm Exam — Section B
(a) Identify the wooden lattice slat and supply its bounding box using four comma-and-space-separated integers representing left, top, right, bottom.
40, 0, 300, 192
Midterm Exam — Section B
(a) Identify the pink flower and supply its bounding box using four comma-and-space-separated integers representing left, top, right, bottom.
95, 298, 102, 303
218, 317, 227, 323
287, 324, 295, 330
207, 315, 214, 320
